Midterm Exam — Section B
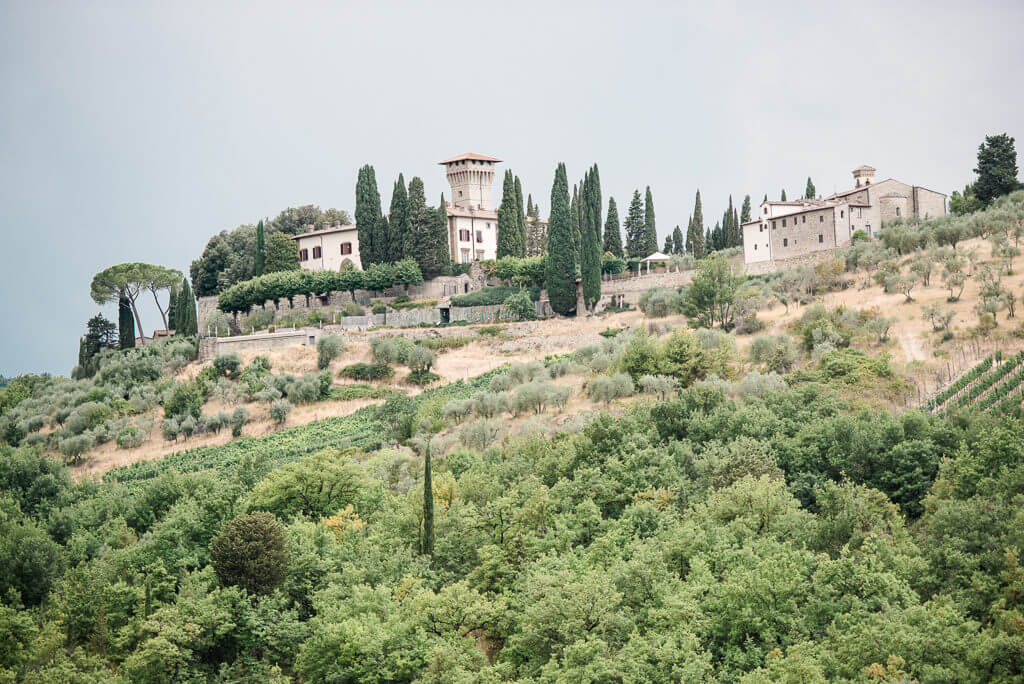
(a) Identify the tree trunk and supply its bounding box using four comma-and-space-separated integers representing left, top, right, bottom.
126, 290, 146, 343
151, 288, 169, 330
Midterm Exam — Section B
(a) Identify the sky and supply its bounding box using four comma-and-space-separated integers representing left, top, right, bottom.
1, 0, 1022, 376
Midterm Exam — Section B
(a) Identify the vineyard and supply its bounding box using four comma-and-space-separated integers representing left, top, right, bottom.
927, 350, 1024, 415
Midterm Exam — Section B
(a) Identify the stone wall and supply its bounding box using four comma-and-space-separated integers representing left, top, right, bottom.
450, 305, 505, 324
743, 248, 840, 276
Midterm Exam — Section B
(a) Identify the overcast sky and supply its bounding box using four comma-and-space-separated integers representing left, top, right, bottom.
1, 0, 1022, 376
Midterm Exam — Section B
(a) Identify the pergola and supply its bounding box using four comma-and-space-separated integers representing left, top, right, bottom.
639, 251, 671, 274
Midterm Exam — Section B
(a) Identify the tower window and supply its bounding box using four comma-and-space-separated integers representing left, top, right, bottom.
819, 215, 824, 222
783, 238, 788, 247
895, 207, 901, 216
818, 234, 823, 243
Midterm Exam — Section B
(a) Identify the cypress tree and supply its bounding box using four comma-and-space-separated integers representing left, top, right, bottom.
603, 197, 623, 257
175, 278, 198, 337
672, 225, 684, 254
406, 177, 449, 277
580, 170, 602, 312
119, 295, 135, 349
255, 219, 266, 276
705, 228, 712, 253
589, 164, 602, 244
434, 194, 451, 271
355, 164, 383, 265
780, 189, 787, 201
804, 177, 816, 199
663, 235, 673, 254
643, 186, 658, 256
422, 442, 434, 556
570, 184, 581, 272
526, 194, 534, 217
685, 215, 693, 254
389, 174, 409, 263
974, 133, 1022, 204
732, 206, 740, 247
515, 176, 526, 257
545, 163, 576, 315
166, 284, 178, 330
724, 196, 740, 248
763, 193, 768, 204
497, 170, 521, 258
712, 221, 723, 251
623, 190, 646, 258
740, 195, 752, 224
692, 191, 706, 258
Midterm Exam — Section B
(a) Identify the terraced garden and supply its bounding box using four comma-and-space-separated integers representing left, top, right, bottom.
927, 350, 1024, 415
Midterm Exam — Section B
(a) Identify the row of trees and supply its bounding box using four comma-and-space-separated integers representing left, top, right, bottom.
217, 260, 423, 315
356, 166, 451, 277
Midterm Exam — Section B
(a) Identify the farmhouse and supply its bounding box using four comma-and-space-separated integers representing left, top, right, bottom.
742, 165, 947, 272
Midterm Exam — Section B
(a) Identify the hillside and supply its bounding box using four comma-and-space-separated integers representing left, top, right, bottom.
3, 197, 1024, 681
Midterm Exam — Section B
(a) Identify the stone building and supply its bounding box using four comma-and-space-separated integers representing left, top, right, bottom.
440, 152, 501, 264
293, 223, 361, 270
742, 165, 947, 273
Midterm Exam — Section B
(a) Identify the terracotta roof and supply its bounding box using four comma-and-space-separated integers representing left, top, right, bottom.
438, 152, 502, 164
291, 224, 357, 240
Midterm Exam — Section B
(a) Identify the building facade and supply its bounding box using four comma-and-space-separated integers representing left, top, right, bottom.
293, 224, 362, 271
440, 152, 501, 264
742, 165, 947, 270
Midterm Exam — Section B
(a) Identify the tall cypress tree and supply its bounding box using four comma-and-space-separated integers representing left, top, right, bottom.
422, 441, 434, 556
603, 197, 623, 257
643, 186, 658, 256
685, 215, 693, 254
175, 278, 198, 337
255, 219, 266, 276
663, 235, 673, 254
672, 225, 684, 254
780, 189, 787, 201
804, 177, 816, 199
725, 195, 740, 247
355, 164, 382, 265
740, 195, 752, 224
570, 184, 582, 272
732, 206, 740, 247
389, 174, 409, 263
514, 176, 526, 257
692, 191, 705, 258
526, 194, 534, 217
763, 193, 768, 204
497, 170, 522, 258
580, 169, 602, 312
407, 177, 448, 277
119, 295, 135, 349
545, 163, 576, 315
624, 190, 646, 258
589, 164, 602, 244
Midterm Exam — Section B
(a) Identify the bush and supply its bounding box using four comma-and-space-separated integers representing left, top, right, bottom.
290, 376, 321, 404
638, 288, 684, 317
210, 513, 290, 594
339, 363, 394, 382
407, 370, 441, 386
750, 334, 797, 372
736, 370, 787, 397
317, 335, 344, 370
116, 426, 145, 449
618, 332, 660, 382
502, 289, 537, 320
179, 415, 197, 440
472, 391, 509, 418
442, 399, 475, 423
459, 419, 504, 449
371, 302, 387, 314
341, 301, 365, 317
231, 407, 249, 437
588, 373, 634, 403
161, 418, 180, 442
212, 353, 242, 379
638, 374, 679, 399
451, 286, 538, 307
268, 399, 292, 425
512, 381, 563, 414
59, 434, 93, 463
406, 346, 436, 373
164, 381, 205, 420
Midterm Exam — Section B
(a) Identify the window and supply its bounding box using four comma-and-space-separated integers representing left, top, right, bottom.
818, 234, 823, 243
763, 206, 767, 215
312, 246, 322, 259
819, 215, 824, 223
754, 244, 757, 250
895, 207, 901, 217
772, 221, 776, 229
461, 248, 470, 261
840, 210, 844, 218
340, 242, 352, 255
866, 224, 872, 234
782, 219, 787, 227
299, 249, 309, 261
459, 229, 470, 241
475, 250, 484, 260
476, 230, 483, 243
759, 225, 763, 232
802, 216, 806, 224
783, 238, 788, 247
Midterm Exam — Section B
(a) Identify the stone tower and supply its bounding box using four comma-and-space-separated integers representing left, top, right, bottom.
852, 165, 877, 188
439, 153, 501, 210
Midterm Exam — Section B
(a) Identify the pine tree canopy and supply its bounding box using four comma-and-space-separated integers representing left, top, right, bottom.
974, 133, 1022, 204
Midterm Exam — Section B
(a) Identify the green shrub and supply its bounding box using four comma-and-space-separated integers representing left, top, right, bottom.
249, 449, 363, 519
407, 370, 441, 386
341, 301, 365, 317
59, 434, 93, 463
212, 353, 242, 379
451, 286, 538, 307
164, 381, 205, 420
750, 334, 797, 372
161, 417, 180, 441
638, 288, 684, 317
329, 384, 393, 401
406, 346, 436, 373
231, 407, 249, 437
588, 373, 634, 403
179, 415, 197, 440
736, 370, 787, 397
371, 302, 387, 315
339, 363, 395, 382
116, 426, 145, 449
317, 335, 344, 370
638, 374, 679, 399
210, 512, 290, 595
502, 289, 537, 320
442, 399, 475, 423
268, 399, 292, 425
459, 418, 503, 449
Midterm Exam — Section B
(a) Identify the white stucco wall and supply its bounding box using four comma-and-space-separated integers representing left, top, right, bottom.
449, 215, 497, 263
295, 226, 362, 271
742, 221, 771, 263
